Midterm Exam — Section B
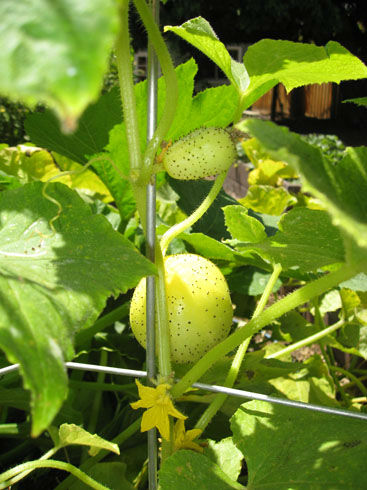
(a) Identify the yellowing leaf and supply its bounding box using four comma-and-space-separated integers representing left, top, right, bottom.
58, 423, 120, 456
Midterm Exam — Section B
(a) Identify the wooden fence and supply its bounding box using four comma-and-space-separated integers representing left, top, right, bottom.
252, 82, 338, 120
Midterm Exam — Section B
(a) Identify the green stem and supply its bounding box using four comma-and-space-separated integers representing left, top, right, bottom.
133, 0, 178, 178
267, 318, 345, 360
195, 264, 282, 431
233, 93, 246, 124
116, 1, 143, 179
160, 171, 228, 255
75, 303, 129, 347
1, 446, 59, 488
0, 460, 108, 490
329, 365, 367, 397
116, 2, 148, 231
82, 351, 108, 462
171, 263, 359, 399
319, 343, 349, 405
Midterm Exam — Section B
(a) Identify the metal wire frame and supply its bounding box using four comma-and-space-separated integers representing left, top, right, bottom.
1, 362, 367, 422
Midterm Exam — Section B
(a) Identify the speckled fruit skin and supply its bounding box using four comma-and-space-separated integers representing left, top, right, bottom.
129, 254, 233, 364
162, 127, 236, 180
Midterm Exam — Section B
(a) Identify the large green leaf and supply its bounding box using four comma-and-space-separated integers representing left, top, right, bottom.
159, 450, 245, 489
165, 17, 250, 93
0, 0, 118, 127
227, 206, 345, 272
24, 87, 122, 164
231, 400, 367, 489
242, 40, 367, 109
241, 119, 367, 251
0, 182, 155, 435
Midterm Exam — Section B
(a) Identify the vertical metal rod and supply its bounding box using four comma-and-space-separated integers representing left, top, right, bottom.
146, 1, 159, 488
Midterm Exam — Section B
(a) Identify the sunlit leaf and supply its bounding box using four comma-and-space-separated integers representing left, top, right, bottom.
0, 182, 155, 435
0, 0, 118, 127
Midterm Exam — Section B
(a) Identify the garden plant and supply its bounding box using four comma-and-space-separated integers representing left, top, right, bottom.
1, 0, 367, 488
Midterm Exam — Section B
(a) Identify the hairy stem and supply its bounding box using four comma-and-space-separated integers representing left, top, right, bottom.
266, 318, 345, 360
133, 0, 178, 179
160, 171, 228, 255
0, 460, 108, 490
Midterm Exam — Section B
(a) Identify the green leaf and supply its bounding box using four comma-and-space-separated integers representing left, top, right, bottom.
223, 205, 267, 243
228, 266, 282, 296
165, 17, 249, 93
241, 119, 367, 251
179, 85, 239, 135
274, 310, 316, 343
268, 356, 338, 407
58, 423, 119, 455
343, 97, 367, 108
0, 0, 118, 127
0, 182, 155, 435
24, 87, 122, 164
205, 438, 243, 482
242, 40, 367, 109
180, 233, 235, 261
231, 400, 367, 489
159, 450, 245, 489
240, 185, 297, 215
234, 207, 345, 272
168, 177, 237, 241
341, 273, 367, 292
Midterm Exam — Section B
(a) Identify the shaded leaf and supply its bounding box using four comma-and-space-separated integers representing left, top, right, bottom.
25, 87, 122, 164
72, 462, 134, 490
234, 207, 345, 272
231, 400, 367, 489
227, 266, 282, 296
168, 177, 237, 241
159, 450, 245, 489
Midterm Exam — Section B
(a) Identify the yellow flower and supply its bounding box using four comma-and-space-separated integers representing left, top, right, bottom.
173, 419, 203, 453
131, 380, 186, 441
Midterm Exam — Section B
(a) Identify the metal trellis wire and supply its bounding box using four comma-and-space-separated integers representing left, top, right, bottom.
1, 362, 367, 422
